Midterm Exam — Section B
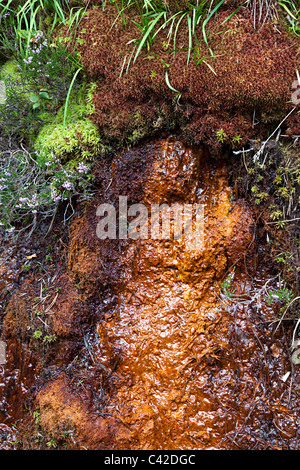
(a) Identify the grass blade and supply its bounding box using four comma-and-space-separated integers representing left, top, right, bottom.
0, 0, 14, 15
278, 1, 297, 20
133, 11, 164, 64
48, 0, 67, 24
165, 69, 180, 93
187, 14, 192, 66
202, 0, 225, 55
62, 67, 82, 134
220, 1, 247, 25
173, 11, 187, 52
203, 59, 217, 75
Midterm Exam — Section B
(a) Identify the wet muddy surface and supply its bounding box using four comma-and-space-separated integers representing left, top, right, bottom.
0, 136, 300, 449
87, 137, 300, 449
94, 275, 298, 450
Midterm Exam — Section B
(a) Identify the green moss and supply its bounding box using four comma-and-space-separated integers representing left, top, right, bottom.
0, 59, 21, 82
239, 140, 300, 290
34, 83, 107, 161
0, 58, 38, 106
35, 119, 102, 161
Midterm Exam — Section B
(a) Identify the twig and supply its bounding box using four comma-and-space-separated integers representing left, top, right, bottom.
253, 108, 296, 163
267, 217, 300, 224
37, 316, 49, 328
297, 69, 300, 87
83, 335, 96, 364
232, 148, 253, 155
274, 296, 300, 336
291, 313, 300, 348
45, 293, 59, 313
26, 214, 37, 240
45, 204, 58, 237
64, 199, 75, 224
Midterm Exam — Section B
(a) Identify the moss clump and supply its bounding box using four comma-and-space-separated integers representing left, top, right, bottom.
0, 59, 36, 103
34, 83, 108, 162
237, 140, 300, 291
0, 59, 22, 82
74, 5, 299, 152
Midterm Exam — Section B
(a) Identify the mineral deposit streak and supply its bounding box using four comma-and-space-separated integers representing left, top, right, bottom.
91, 137, 296, 450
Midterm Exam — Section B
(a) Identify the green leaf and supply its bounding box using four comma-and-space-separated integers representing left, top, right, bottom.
39, 91, 50, 100
173, 12, 187, 51
29, 95, 40, 103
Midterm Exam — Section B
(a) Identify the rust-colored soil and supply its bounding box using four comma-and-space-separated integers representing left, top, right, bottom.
0, 137, 299, 449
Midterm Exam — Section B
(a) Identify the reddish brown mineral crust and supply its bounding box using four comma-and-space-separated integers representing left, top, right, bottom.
0, 138, 299, 449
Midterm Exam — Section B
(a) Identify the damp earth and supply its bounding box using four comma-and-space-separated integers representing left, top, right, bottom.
0, 137, 300, 450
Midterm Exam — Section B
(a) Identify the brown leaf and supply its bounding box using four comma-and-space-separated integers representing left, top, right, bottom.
26, 253, 37, 260
270, 343, 281, 358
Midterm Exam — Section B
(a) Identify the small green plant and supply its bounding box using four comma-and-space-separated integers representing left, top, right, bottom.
277, 186, 290, 198
265, 278, 294, 306
46, 438, 57, 448
0, 147, 93, 233
254, 191, 269, 205
275, 252, 293, 265
33, 329, 43, 340
273, 174, 282, 185
231, 135, 242, 147
220, 268, 236, 298
33, 410, 41, 425
43, 334, 57, 343
216, 128, 227, 143
29, 91, 53, 111
34, 83, 105, 161
269, 208, 283, 220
